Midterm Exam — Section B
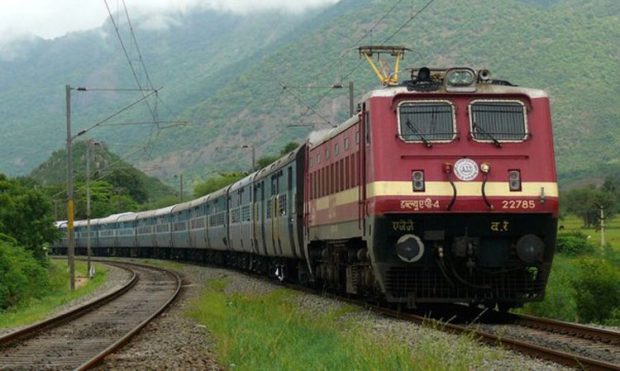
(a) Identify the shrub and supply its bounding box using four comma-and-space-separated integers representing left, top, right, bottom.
0, 242, 49, 310
555, 232, 596, 256
573, 257, 620, 324
521, 255, 578, 321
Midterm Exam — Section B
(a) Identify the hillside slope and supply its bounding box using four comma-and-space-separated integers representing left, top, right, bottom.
1, 0, 618, 185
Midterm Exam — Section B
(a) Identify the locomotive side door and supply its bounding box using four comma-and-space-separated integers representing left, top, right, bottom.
358, 104, 368, 234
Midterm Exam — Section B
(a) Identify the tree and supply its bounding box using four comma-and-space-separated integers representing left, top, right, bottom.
564, 185, 616, 227
0, 174, 59, 260
193, 172, 246, 198
279, 141, 299, 155
255, 142, 300, 170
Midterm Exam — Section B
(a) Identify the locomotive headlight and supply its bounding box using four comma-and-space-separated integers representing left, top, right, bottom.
396, 234, 425, 263
445, 68, 477, 92
412, 170, 425, 192
480, 162, 490, 174
515, 234, 545, 264
446, 69, 475, 86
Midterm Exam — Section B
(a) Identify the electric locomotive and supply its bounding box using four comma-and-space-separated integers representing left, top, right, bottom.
306, 48, 558, 309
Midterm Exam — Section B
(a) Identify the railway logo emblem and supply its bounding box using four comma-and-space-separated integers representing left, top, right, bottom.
454, 158, 479, 181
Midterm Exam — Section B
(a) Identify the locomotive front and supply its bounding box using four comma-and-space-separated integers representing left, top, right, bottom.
364, 67, 558, 309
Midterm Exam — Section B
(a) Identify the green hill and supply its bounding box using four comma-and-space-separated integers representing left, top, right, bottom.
29, 141, 176, 218
1, 0, 618, 186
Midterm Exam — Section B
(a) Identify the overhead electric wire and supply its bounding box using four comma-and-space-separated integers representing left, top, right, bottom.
382, 0, 435, 44
73, 89, 160, 138
121, 0, 155, 91
103, 0, 157, 122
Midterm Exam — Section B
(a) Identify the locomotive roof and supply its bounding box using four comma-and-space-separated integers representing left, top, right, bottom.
362, 83, 548, 100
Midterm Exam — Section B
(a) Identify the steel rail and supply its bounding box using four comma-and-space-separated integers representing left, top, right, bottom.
0, 262, 137, 347
511, 312, 620, 346
273, 279, 620, 370
76, 260, 183, 370
0, 259, 182, 370
362, 305, 620, 371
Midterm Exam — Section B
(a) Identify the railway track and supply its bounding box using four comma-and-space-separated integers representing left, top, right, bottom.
214, 264, 620, 369
365, 304, 620, 370
0, 261, 182, 370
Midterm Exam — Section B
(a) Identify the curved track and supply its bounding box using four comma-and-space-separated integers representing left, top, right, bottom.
0, 261, 182, 370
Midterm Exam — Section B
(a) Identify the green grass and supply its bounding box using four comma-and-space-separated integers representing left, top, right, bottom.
186, 279, 500, 371
519, 216, 620, 324
559, 214, 620, 251
0, 259, 107, 328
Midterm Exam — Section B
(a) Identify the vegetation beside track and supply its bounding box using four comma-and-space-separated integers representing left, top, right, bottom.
186, 279, 498, 371
0, 259, 107, 329
520, 215, 620, 325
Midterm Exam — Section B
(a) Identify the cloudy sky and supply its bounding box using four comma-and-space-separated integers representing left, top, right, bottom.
0, 0, 339, 45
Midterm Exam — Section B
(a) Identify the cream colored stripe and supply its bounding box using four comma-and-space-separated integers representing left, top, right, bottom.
367, 181, 558, 198
313, 181, 558, 211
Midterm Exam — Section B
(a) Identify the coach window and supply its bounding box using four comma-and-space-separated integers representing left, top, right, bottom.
334, 143, 339, 156
344, 137, 350, 150
325, 148, 330, 160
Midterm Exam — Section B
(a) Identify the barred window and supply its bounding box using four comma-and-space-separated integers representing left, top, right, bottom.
266, 199, 272, 219
278, 194, 287, 216
156, 224, 170, 233
241, 205, 251, 222
469, 100, 527, 142
231, 208, 241, 224
190, 218, 205, 229
398, 101, 456, 143
138, 226, 153, 234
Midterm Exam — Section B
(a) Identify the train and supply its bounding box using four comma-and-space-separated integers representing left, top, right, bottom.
55, 64, 559, 310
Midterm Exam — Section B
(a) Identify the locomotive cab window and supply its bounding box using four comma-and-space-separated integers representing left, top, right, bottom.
469, 100, 528, 142
397, 101, 456, 143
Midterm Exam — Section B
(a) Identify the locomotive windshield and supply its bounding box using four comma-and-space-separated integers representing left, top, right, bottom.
398, 101, 456, 143
469, 100, 528, 142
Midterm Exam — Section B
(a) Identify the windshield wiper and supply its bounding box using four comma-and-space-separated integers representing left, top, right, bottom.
405, 119, 432, 148
473, 121, 501, 148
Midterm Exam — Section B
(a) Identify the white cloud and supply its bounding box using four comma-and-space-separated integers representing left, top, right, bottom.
0, 0, 339, 45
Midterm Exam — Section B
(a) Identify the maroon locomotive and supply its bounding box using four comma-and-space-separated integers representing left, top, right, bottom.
305, 62, 558, 309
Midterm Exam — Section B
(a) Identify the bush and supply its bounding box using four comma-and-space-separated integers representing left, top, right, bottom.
0, 242, 49, 310
573, 257, 620, 325
555, 232, 596, 256
521, 255, 578, 321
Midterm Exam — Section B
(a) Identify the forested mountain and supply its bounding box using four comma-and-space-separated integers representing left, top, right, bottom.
1, 0, 618, 186
29, 141, 176, 219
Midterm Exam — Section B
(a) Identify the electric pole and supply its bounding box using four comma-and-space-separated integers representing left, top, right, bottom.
65, 84, 75, 291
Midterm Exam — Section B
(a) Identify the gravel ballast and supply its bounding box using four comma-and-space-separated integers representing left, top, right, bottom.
93, 260, 571, 370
